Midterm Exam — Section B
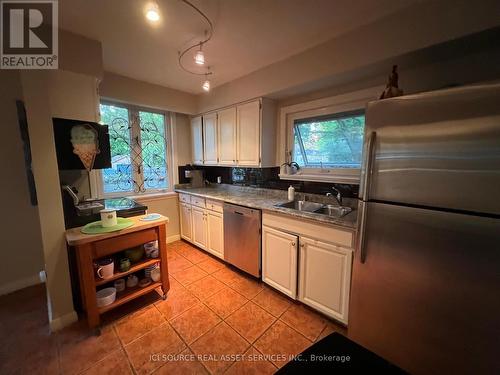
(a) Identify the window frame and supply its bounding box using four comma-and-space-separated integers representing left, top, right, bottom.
95, 100, 173, 198
279, 86, 381, 184
292, 109, 365, 169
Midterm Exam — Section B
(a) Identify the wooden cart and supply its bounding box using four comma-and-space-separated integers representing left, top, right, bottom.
65, 215, 170, 329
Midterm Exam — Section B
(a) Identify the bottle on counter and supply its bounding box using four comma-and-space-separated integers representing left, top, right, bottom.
288, 185, 295, 201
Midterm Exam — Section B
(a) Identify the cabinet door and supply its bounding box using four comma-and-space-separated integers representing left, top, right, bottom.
191, 116, 204, 164
179, 202, 192, 242
236, 100, 260, 166
207, 210, 224, 259
203, 113, 218, 165
262, 226, 298, 298
299, 236, 352, 323
192, 206, 208, 250
217, 107, 237, 165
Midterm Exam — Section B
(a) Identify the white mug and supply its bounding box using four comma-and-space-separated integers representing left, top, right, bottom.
96, 259, 114, 279
100, 209, 117, 227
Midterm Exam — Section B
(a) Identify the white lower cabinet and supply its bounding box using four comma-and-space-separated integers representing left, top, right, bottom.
206, 210, 224, 259
192, 206, 208, 250
298, 236, 352, 324
262, 226, 298, 298
178, 194, 224, 260
180, 202, 192, 242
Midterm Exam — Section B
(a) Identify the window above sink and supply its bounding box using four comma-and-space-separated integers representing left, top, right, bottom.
278, 86, 381, 184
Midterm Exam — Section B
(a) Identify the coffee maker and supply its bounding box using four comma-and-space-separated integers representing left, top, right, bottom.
185, 169, 205, 188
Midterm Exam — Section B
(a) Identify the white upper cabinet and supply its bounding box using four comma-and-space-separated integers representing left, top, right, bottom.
217, 107, 237, 165
237, 100, 261, 166
298, 236, 352, 324
203, 113, 218, 165
191, 116, 204, 165
191, 98, 276, 167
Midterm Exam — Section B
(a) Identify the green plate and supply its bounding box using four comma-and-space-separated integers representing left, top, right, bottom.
81, 217, 134, 234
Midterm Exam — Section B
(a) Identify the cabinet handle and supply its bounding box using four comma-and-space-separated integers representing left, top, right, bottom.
291, 242, 296, 246
300, 244, 304, 248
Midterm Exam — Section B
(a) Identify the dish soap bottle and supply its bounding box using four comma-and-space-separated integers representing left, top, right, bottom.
288, 185, 295, 201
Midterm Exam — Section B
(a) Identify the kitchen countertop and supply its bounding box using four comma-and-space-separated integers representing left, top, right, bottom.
174, 184, 357, 230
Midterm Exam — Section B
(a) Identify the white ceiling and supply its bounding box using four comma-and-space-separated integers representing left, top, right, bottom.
60, 0, 417, 94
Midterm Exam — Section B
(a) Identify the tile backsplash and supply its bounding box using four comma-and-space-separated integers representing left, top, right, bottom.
178, 165, 359, 198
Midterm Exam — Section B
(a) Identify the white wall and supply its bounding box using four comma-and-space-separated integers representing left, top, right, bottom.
197, 0, 500, 113
100, 72, 197, 115
0, 71, 45, 296
20, 69, 101, 330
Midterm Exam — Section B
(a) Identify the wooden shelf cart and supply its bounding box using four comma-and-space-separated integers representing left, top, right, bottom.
65, 215, 170, 328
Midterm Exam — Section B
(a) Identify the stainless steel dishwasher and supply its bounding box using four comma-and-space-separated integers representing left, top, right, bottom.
223, 203, 261, 277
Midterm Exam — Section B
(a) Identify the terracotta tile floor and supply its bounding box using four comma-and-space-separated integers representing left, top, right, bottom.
0, 240, 347, 375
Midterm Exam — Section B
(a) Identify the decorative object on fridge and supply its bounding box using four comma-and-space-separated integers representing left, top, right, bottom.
70, 124, 100, 171
379, 65, 404, 99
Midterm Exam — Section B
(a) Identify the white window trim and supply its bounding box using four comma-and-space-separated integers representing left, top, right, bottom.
93, 100, 174, 199
278, 86, 382, 184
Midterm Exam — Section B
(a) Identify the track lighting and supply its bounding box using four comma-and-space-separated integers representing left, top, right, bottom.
145, 2, 160, 22
202, 78, 210, 92
194, 44, 205, 65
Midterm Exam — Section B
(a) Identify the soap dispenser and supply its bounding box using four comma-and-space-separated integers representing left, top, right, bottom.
288, 185, 295, 201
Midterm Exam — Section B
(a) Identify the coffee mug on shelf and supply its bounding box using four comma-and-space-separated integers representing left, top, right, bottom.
119, 258, 131, 272
96, 258, 114, 279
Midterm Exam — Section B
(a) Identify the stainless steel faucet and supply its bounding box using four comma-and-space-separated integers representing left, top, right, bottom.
326, 187, 342, 205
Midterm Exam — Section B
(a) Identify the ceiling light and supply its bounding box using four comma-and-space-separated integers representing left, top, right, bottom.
194, 48, 205, 65
145, 3, 160, 22
202, 79, 210, 92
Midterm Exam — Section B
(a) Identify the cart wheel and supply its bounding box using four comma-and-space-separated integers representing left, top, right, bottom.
162, 293, 167, 300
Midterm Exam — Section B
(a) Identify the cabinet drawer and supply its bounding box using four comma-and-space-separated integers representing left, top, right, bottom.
179, 193, 191, 204
191, 196, 206, 208
206, 199, 223, 213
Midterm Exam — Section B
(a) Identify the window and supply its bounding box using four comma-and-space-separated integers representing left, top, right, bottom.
293, 110, 365, 169
98, 102, 170, 196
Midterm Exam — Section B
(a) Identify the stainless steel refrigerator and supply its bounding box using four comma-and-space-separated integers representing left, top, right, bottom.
349, 83, 500, 375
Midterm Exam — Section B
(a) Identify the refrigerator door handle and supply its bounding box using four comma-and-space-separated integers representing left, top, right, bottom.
357, 131, 375, 263
357, 201, 368, 263
361, 131, 377, 201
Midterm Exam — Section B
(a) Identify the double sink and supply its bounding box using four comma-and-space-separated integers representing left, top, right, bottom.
276, 200, 352, 218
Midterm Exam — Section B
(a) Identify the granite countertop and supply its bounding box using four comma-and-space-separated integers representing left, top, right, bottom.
174, 184, 358, 230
